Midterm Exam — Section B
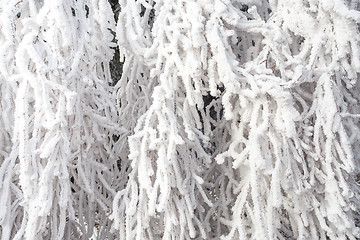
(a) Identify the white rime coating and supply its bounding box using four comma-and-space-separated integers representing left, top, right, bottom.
1, 0, 360, 240
0, 0, 119, 239
114, 0, 360, 239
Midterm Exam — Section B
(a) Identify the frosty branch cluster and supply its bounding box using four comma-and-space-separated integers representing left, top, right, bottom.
0, 0, 119, 239
1, 0, 360, 239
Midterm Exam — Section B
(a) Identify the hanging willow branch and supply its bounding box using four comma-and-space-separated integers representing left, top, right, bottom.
0, 0, 359, 239
0, 0, 119, 239
113, 0, 360, 239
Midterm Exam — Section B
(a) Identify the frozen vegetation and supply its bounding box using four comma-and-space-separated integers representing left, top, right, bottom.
0, 0, 360, 239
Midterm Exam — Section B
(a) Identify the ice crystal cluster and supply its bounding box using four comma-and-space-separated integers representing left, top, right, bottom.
1, 0, 360, 239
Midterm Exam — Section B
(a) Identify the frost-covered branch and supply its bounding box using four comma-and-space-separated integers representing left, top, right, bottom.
113, 0, 360, 239
0, 0, 119, 239
1, 0, 360, 239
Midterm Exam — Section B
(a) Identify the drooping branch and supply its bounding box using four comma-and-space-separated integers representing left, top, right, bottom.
0, 0, 119, 239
